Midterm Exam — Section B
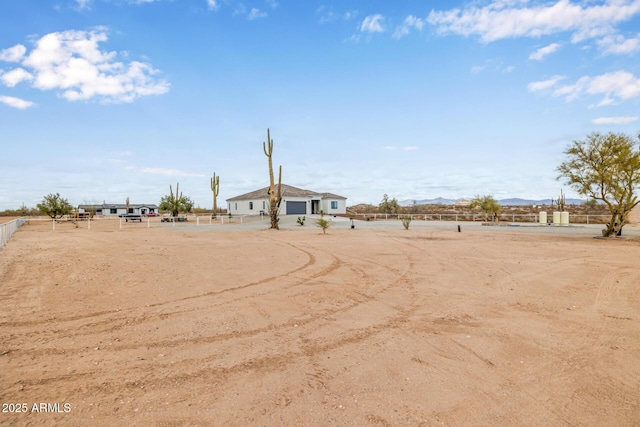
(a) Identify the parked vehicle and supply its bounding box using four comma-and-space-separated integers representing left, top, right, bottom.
119, 214, 142, 222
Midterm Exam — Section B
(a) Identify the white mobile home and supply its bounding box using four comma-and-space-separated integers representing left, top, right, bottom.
226, 184, 347, 216
78, 204, 159, 216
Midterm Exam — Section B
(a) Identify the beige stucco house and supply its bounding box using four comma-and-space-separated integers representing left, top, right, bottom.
226, 184, 347, 216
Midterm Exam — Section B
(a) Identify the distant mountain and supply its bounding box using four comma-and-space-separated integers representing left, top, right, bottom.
400, 197, 585, 207
399, 197, 458, 206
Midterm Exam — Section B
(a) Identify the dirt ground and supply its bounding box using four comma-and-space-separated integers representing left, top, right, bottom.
1, 219, 639, 426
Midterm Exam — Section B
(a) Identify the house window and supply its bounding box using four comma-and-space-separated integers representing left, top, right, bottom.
249, 202, 254, 210
235, 203, 237, 210
331, 201, 338, 209
263, 201, 266, 209
128, 208, 134, 214
110, 208, 117, 214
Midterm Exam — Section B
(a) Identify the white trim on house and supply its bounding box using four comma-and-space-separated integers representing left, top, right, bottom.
226, 184, 347, 216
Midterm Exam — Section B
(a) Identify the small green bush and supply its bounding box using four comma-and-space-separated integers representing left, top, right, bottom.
401, 216, 412, 230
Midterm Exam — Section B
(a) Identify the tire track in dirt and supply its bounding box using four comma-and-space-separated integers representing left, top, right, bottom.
20, 234, 423, 393
1, 240, 369, 360
0, 238, 325, 333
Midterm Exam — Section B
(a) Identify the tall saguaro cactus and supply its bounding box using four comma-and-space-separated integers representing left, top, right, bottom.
263, 128, 283, 229
169, 183, 181, 217
557, 189, 566, 212
211, 172, 219, 218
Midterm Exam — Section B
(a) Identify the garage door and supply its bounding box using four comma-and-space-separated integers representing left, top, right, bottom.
286, 201, 306, 215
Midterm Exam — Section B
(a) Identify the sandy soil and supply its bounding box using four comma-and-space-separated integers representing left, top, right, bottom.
1, 220, 639, 426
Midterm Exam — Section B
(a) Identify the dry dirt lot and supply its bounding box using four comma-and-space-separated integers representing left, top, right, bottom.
1, 220, 639, 426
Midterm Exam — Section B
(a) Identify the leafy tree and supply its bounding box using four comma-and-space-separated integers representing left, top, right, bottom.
37, 193, 73, 219
469, 195, 501, 221
557, 131, 640, 237
159, 182, 194, 217
379, 194, 400, 214
583, 198, 603, 210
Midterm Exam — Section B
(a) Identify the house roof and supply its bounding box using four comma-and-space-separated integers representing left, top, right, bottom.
320, 192, 347, 200
226, 184, 346, 201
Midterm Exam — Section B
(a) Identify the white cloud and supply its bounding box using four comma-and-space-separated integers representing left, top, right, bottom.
427, 0, 640, 43
317, 6, 358, 23
361, 14, 385, 33
265, 0, 278, 8
403, 146, 419, 151
207, 0, 218, 10
0, 44, 27, 62
2, 29, 169, 103
343, 34, 361, 44
0, 95, 35, 109
471, 59, 514, 74
247, 8, 267, 20
531, 70, 640, 105
75, 0, 91, 10
529, 43, 561, 60
527, 75, 566, 92
592, 116, 639, 124
139, 167, 205, 178
1, 68, 33, 87
393, 15, 425, 39
233, 4, 246, 16
597, 33, 640, 54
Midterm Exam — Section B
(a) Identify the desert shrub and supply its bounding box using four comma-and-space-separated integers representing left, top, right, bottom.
315, 214, 330, 234
401, 216, 412, 230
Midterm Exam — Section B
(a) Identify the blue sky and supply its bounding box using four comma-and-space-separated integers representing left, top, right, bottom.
1, 0, 639, 210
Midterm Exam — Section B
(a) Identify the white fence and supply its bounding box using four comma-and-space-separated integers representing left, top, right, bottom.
351, 213, 611, 224
1, 217, 26, 249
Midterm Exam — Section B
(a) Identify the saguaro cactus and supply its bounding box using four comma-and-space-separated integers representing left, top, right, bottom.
263, 128, 283, 229
211, 172, 219, 218
558, 189, 566, 212
169, 183, 181, 217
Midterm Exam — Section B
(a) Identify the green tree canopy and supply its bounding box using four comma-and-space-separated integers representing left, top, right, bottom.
379, 194, 400, 214
557, 131, 640, 237
159, 183, 194, 217
37, 193, 73, 219
469, 195, 501, 220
